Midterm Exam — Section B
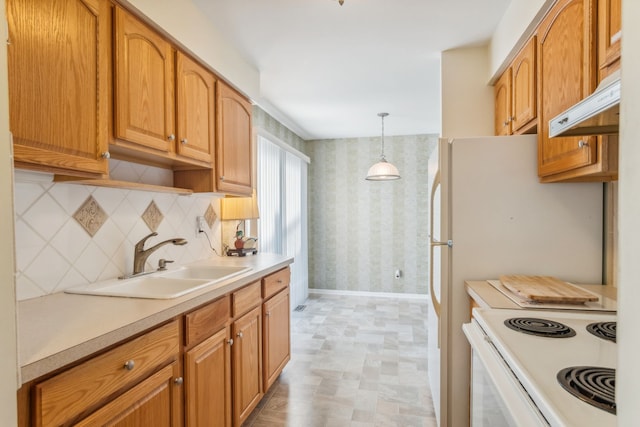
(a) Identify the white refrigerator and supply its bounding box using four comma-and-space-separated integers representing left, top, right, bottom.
427, 135, 603, 427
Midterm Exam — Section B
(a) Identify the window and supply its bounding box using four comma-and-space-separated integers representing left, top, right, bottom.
257, 134, 309, 308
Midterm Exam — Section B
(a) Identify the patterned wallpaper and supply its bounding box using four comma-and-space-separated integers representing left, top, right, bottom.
14, 160, 223, 301
306, 134, 437, 294
252, 106, 307, 155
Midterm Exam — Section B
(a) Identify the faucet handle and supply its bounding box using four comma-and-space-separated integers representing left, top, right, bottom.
135, 232, 158, 251
158, 259, 173, 271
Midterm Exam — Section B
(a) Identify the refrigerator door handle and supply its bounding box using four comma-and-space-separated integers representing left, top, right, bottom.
429, 170, 442, 319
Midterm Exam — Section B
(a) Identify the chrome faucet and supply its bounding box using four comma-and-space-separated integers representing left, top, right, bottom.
132, 232, 188, 276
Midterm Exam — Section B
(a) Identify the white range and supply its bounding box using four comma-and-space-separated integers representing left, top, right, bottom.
464, 308, 616, 427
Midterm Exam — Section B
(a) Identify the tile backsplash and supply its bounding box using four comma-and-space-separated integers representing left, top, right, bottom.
14, 161, 223, 301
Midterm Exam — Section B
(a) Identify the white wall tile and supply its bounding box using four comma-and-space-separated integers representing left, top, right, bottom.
74, 241, 110, 283
22, 246, 70, 294
14, 219, 45, 271
48, 184, 92, 216
14, 182, 47, 216
50, 220, 91, 264
22, 194, 68, 241
14, 163, 225, 300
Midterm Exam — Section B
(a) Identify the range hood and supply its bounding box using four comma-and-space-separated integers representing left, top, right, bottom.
549, 70, 620, 137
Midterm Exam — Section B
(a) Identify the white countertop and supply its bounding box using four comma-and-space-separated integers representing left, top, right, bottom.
18, 253, 293, 384
466, 280, 617, 310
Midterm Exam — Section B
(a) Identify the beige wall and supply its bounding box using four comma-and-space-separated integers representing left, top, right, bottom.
441, 46, 494, 137
307, 134, 436, 294
617, 0, 639, 422
488, 0, 554, 80
0, 0, 19, 422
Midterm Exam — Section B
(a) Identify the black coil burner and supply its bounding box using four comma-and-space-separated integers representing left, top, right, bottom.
557, 366, 616, 414
587, 321, 617, 343
504, 317, 576, 338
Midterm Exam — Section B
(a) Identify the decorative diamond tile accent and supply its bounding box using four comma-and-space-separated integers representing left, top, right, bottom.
204, 203, 217, 228
142, 200, 164, 232
14, 165, 225, 300
73, 196, 107, 237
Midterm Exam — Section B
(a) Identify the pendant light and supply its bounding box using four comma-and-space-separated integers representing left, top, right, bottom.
366, 112, 401, 181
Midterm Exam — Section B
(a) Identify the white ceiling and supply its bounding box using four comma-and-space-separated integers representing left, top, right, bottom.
192, 0, 511, 140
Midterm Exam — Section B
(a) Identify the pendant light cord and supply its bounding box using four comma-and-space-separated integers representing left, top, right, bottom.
378, 112, 389, 160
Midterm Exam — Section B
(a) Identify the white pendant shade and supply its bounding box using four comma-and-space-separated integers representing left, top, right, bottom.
366, 158, 401, 181
366, 112, 401, 181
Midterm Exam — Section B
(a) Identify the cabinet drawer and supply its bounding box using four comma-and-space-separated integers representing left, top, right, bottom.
185, 296, 230, 347
232, 281, 261, 317
34, 320, 179, 427
262, 267, 290, 300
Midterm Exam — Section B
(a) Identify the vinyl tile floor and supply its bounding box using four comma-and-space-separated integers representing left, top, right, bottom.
244, 293, 437, 427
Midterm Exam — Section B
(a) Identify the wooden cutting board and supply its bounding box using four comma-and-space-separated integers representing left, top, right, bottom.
499, 275, 599, 304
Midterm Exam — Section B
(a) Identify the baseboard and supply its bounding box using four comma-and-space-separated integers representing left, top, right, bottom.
308, 288, 428, 300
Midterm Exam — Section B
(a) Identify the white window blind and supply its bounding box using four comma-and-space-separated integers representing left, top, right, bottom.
257, 134, 309, 308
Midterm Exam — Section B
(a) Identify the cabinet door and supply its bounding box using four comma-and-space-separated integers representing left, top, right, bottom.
185, 327, 232, 427
597, 0, 621, 79
511, 36, 537, 133
73, 362, 182, 427
34, 320, 179, 427
232, 306, 263, 426
494, 69, 512, 136
7, 0, 109, 177
114, 7, 175, 153
216, 82, 253, 196
537, 0, 597, 178
263, 288, 291, 392
176, 52, 216, 163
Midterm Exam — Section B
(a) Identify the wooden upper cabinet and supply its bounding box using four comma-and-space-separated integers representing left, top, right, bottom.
114, 6, 175, 154
217, 82, 254, 195
598, 0, 621, 80
493, 36, 536, 136
494, 69, 511, 136
7, 0, 109, 177
176, 52, 216, 163
537, 0, 599, 179
511, 36, 537, 134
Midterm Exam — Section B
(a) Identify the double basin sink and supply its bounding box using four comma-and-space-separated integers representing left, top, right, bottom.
65, 265, 252, 299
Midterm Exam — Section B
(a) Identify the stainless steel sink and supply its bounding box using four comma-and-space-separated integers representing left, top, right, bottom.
65, 265, 252, 299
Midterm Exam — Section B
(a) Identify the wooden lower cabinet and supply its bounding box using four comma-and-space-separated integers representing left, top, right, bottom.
32, 320, 181, 427
184, 327, 232, 427
19, 269, 293, 427
74, 361, 182, 427
263, 287, 291, 392
232, 305, 263, 426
